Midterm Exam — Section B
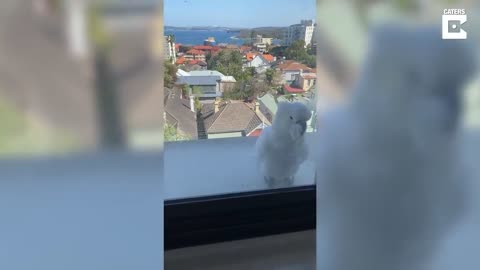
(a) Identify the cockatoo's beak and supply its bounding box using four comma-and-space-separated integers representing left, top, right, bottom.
297, 120, 307, 135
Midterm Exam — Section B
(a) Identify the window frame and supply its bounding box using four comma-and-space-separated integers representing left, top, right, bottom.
164, 184, 315, 250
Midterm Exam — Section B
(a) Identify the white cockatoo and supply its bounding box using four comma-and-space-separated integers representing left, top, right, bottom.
314, 24, 477, 270
256, 101, 312, 187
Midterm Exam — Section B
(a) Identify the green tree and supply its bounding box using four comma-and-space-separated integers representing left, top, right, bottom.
285, 40, 307, 61
270, 46, 287, 58
164, 62, 178, 88
164, 123, 191, 142
285, 40, 316, 68
181, 84, 190, 98
209, 50, 244, 80
192, 86, 203, 112
265, 68, 281, 86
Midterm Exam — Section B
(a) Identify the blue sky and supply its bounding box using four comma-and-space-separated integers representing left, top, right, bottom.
164, 0, 316, 28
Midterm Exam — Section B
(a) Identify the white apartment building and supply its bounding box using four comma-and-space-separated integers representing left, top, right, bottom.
284, 20, 315, 47
164, 35, 176, 64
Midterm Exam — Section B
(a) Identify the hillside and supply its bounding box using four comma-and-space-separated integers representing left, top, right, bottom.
237, 27, 286, 39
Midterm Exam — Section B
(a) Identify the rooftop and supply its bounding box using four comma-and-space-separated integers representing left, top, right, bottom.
279, 60, 313, 72
186, 49, 205, 55
284, 84, 306, 93
262, 54, 275, 62
258, 93, 278, 115
204, 101, 263, 135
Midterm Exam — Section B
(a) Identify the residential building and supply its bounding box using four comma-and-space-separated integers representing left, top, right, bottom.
244, 53, 276, 73
277, 60, 313, 83
184, 49, 206, 61
165, 35, 176, 63
284, 20, 315, 47
294, 71, 317, 91
164, 88, 198, 139
202, 101, 269, 139
176, 70, 237, 99
254, 43, 267, 53
254, 35, 273, 45
192, 45, 221, 54
258, 93, 277, 123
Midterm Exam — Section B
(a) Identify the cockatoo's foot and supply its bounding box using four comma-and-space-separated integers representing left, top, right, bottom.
264, 176, 276, 187
285, 176, 294, 185
264, 176, 295, 188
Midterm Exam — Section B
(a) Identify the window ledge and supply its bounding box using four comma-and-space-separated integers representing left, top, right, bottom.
165, 135, 316, 250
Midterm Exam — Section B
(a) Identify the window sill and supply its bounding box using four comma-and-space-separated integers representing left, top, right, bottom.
164, 135, 316, 250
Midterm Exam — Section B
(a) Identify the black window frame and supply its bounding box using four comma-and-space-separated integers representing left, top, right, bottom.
164, 184, 316, 250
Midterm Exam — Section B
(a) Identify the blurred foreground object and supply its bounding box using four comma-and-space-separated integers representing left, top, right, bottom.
315, 24, 477, 270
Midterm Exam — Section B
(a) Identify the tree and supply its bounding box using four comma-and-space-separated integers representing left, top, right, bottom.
285, 40, 307, 61
265, 68, 281, 86
270, 46, 287, 58
208, 50, 244, 80
164, 123, 191, 142
181, 84, 190, 98
192, 86, 203, 112
285, 40, 316, 68
164, 62, 177, 88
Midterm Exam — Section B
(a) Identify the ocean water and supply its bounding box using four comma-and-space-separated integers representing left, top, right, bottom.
165, 30, 282, 46
165, 30, 245, 46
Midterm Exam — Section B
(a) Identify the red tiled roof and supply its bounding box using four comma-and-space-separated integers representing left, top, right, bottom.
246, 52, 258, 61
176, 56, 186, 65
284, 84, 305, 93
279, 61, 312, 72
262, 54, 274, 62
186, 49, 205, 55
175, 44, 181, 50
248, 129, 263, 137
193, 45, 213, 50
188, 60, 207, 66
241, 46, 252, 52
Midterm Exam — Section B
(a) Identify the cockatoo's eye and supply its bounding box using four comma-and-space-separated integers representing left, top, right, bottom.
290, 116, 293, 120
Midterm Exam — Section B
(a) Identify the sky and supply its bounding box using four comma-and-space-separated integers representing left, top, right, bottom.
164, 0, 316, 28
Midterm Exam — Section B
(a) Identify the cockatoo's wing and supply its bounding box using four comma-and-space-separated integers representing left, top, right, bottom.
255, 126, 274, 174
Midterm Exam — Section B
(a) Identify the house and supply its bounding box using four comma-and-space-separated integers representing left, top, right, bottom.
193, 45, 221, 54
254, 35, 273, 45
184, 49, 206, 61
176, 70, 237, 99
164, 88, 198, 140
240, 45, 252, 54
283, 84, 306, 94
294, 71, 316, 91
202, 100, 269, 139
278, 60, 313, 83
258, 93, 277, 123
254, 43, 267, 53
244, 53, 276, 73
